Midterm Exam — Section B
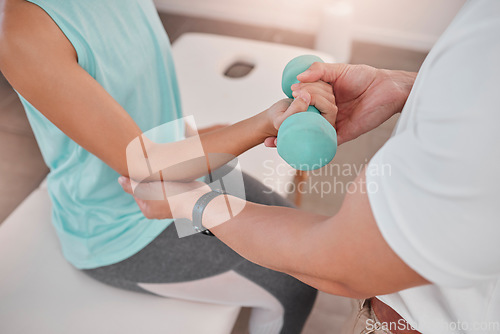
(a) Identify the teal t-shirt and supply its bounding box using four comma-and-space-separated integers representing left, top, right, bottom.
19, 0, 183, 269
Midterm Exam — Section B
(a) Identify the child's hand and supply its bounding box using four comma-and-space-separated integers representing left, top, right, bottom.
118, 176, 212, 221
264, 81, 337, 147
291, 80, 337, 126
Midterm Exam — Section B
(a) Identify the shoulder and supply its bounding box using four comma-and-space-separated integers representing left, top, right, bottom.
0, 0, 76, 71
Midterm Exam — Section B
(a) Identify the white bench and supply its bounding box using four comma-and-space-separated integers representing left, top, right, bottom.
173, 33, 334, 196
0, 182, 241, 334
0, 33, 334, 334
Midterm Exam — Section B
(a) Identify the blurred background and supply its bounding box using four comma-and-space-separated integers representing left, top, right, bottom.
0, 1, 465, 333
156, 0, 465, 52
0, 0, 467, 222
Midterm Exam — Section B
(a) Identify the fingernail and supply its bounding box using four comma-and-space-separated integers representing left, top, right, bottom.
292, 91, 299, 98
118, 176, 125, 185
291, 83, 300, 90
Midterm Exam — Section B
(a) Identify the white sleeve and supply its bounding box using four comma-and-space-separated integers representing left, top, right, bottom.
366, 18, 500, 288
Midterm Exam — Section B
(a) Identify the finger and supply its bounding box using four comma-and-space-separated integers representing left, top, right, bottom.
120, 176, 166, 200
291, 91, 337, 123
135, 198, 147, 210
296, 62, 348, 84
264, 137, 277, 147
118, 176, 133, 194
273, 98, 294, 110
292, 81, 332, 97
274, 92, 311, 129
134, 181, 167, 200
292, 83, 335, 105
310, 95, 338, 125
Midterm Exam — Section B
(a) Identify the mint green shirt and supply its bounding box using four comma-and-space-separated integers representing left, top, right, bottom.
19, 0, 183, 269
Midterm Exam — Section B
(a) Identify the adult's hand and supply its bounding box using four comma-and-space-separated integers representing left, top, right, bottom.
293, 63, 417, 145
118, 176, 211, 220
264, 81, 337, 147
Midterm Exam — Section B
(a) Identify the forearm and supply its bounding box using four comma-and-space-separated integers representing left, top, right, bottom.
201, 196, 332, 280
200, 112, 271, 158
197, 196, 365, 296
122, 169, 429, 298
135, 112, 272, 182
0, 3, 273, 182
183, 172, 427, 298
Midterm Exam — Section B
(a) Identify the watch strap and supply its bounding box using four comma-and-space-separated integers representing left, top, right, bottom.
192, 190, 225, 236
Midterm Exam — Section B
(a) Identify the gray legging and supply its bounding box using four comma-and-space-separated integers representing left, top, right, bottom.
83, 173, 317, 334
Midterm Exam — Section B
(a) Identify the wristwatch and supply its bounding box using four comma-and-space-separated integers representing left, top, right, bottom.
192, 190, 226, 236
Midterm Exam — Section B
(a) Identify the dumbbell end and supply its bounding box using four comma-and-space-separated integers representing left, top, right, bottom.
282, 55, 324, 99
277, 113, 337, 171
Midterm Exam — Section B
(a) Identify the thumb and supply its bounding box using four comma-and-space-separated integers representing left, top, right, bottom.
274, 91, 311, 129
264, 137, 277, 147
297, 62, 347, 84
118, 176, 133, 194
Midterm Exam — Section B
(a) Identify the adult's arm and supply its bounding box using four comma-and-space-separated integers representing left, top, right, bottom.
200, 171, 430, 298
119, 169, 429, 299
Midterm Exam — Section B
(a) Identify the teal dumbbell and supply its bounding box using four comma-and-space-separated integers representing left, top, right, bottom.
277, 55, 338, 171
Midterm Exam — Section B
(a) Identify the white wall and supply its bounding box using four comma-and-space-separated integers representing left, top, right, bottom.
154, 0, 466, 51
352, 0, 466, 50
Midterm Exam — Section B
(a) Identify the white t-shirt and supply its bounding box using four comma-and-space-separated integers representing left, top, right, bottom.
366, 1, 500, 333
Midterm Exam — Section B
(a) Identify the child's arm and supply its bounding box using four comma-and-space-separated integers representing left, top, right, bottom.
0, 1, 334, 182
185, 123, 229, 137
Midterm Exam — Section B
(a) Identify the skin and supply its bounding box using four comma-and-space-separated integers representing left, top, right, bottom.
0, 0, 334, 182
0, 0, 427, 299
118, 62, 427, 299
266, 63, 417, 147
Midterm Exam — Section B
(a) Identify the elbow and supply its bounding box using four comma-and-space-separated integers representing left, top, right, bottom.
123, 137, 209, 182
296, 254, 377, 299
